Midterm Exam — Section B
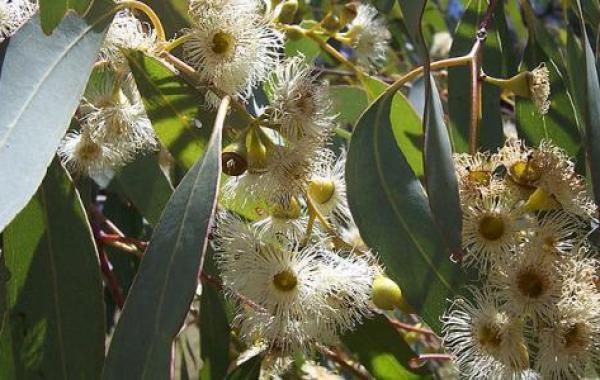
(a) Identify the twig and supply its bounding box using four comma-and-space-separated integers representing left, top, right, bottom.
316, 344, 371, 380
416, 353, 452, 362
199, 272, 266, 312
386, 317, 436, 336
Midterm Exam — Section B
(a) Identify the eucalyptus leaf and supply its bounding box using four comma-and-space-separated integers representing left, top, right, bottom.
115, 153, 174, 226
39, 0, 95, 34
0, 1, 113, 232
0, 158, 105, 379
342, 315, 431, 380
575, 5, 600, 208
346, 93, 465, 333
226, 356, 261, 380
103, 107, 223, 379
126, 50, 215, 171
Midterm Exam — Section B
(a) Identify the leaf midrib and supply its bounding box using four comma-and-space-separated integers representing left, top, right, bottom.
371, 96, 454, 293
39, 185, 69, 379
0, 10, 112, 149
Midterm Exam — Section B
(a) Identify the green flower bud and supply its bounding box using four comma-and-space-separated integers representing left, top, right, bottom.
222, 140, 248, 176
371, 275, 410, 312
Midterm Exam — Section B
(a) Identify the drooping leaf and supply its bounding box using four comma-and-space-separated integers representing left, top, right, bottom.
102, 102, 223, 379
447, 0, 505, 152
126, 50, 215, 171
342, 315, 431, 380
39, 0, 95, 34
346, 93, 465, 333
401, 0, 463, 256
115, 153, 174, 226
226, 356, 261, 380
0, 158, 105, 379
574, 2, 600, 208
424, 78, 463, 255
199, 247, 230, 380
0, 1, 113, 232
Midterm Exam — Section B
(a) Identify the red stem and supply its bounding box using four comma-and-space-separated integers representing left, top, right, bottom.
387, 317, 436, 336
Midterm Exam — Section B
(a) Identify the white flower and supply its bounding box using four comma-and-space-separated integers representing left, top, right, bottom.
529, 63, 550, 115
220, 242, 328, 353
462, 193, 526, 269
58, 129, 126, 176
529, 211, 586, 258
308, 150, 350, 221
490, 246, 563, 322
82, 72, 158, 155
345, 3, 390, 69
535, 303, 600, 379
267, 56, 334, 142
183, 0, 283, 101
254, 197, 308, 243
101, 10, 159, 70
430, 31, 453, 59
442, 290, 531, 379
454, 151, 504, 201
0, 0, 36, 42
313, 253, 374, 341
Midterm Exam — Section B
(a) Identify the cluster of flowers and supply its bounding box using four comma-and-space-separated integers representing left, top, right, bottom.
58, 10, 160, 178
443, 140, 600, 379
0, 0, 36, 42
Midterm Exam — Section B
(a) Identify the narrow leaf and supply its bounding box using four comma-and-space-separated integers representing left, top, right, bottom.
424, 78, 463, 255
577, 6, 600, 208
126, 51, 216, 171
346, 94, 465, 333
102, 102, 223, 379
0, 158, 105, 379
115, 153, 174, 226
0, 1, 113, 231
39, 0, 95, 35
342, 315, 431, 380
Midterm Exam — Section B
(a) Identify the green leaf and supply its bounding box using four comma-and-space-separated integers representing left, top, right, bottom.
447, 0, 505, 152
342, 315, 431, 380
126, 51, 216, 171
364, 77, 424, 177
515, 32, 581, 162
226, 356, 261, 380
0, 158, 105, 379
397, 0, 428, 60
39, 0, 95, 34
115, 153, 174, 226
329, 86, 369, 127
575, 4, 600, 208
142, 0, 191, 38
199, 281, 230, 380
346, 93, 465, 334
102, 105, 223, 379
285, 21, 324, 63
0, 1, 113, 232
424, 78, 463, 255
399, 0, 463, 253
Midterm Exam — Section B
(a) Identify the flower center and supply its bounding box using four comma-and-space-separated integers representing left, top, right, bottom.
509, 160, 542, 187
564, 322, 588, 350
466, 170, 491, 187
308, 178, 335, 205
77, 139, 101, 161
478, 215, 505, 241
211, 31, 234, 55
270, 197, 301, 220
272, 269, 298, 292
477, 323, 503, 349
516, 269, 547, 299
